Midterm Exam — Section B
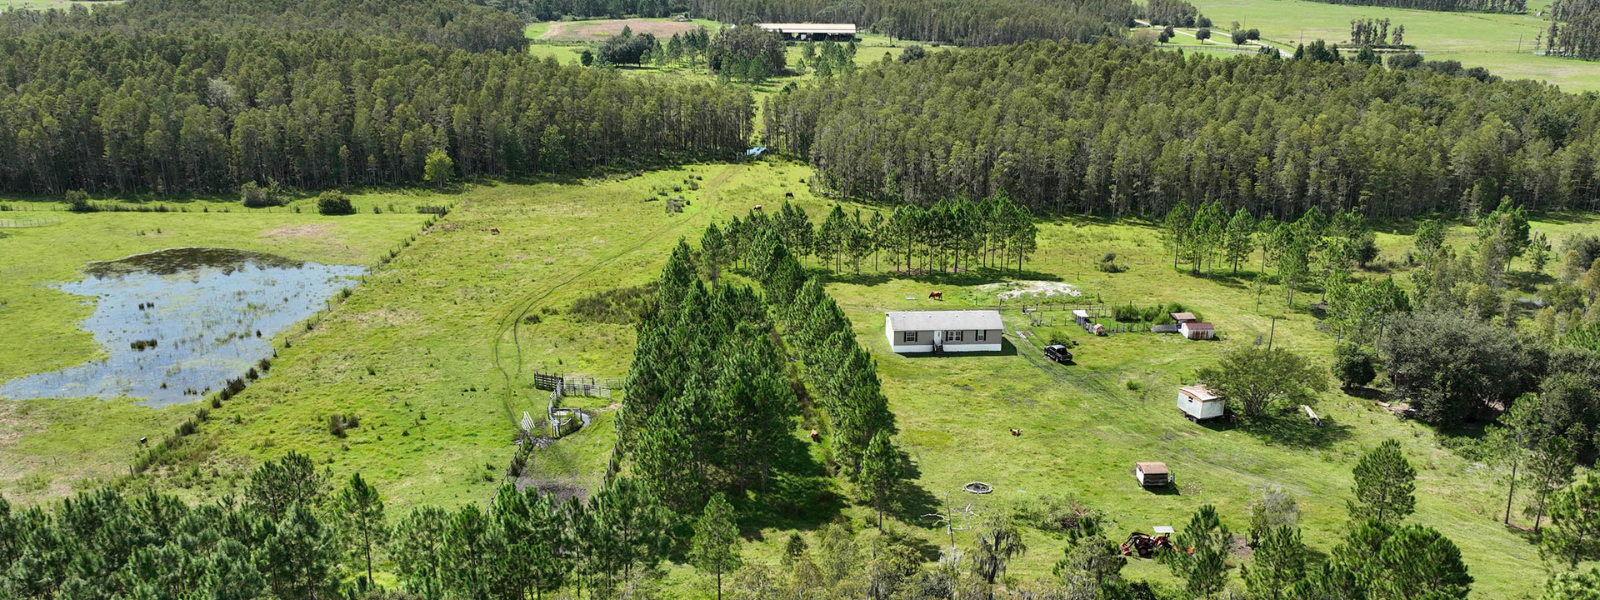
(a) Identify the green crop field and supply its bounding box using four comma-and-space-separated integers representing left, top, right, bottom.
5, 160, 1595, 597
1181, 0, 1600, 91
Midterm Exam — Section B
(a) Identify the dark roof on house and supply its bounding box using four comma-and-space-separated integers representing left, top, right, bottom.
886, 310, 1003, 332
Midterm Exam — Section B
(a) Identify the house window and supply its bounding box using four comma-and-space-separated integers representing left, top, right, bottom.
949, 330, 964, 342
903, 331, 918, 343
976, 329, 987, 341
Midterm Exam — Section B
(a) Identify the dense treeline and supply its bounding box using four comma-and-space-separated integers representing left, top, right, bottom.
0, 0, 528, 53
619, 240, 801, 513
728, 211, 899, 475
1546, 0, 1600, 59
1306, 0, 1524, 13
765, 41, 1600, 220
1144, 0, 1201, 27
1350, 18, 1406, 47
718, 196, 1038, 276
465, 0, 680, 22
0, 30, 752, 194
684, 0, 1135, 46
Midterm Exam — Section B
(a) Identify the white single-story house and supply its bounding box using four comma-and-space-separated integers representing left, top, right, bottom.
885, 310, 1003, 353
1177, 385, 1225, 421
1179, 321, 1214, 340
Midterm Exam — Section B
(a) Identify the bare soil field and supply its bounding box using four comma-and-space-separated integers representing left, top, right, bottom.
537, 18, 700, 42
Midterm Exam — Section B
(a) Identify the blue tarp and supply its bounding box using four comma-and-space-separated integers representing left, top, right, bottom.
746, 146, 767, 157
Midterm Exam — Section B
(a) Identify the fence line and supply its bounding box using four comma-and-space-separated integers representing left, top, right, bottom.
0, 217, 62, 228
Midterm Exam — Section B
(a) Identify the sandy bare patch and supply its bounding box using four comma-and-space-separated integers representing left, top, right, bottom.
977, 281, 1083, 300
261, 223, 336, 240
540, 19, 701, 42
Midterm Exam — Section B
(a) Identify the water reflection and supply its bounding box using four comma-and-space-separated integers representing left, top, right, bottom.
2, 248, 364, 407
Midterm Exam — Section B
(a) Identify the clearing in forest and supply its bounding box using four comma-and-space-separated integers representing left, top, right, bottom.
537, 18, 705, 42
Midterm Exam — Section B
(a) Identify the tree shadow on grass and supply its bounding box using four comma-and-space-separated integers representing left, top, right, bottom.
890, 449, 942, 534
1233, 410, 1353, 450
739, 431, 845, 535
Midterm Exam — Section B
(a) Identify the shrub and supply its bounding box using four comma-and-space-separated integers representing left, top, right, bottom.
899, 45, 927, 63
327, 413, 360, 438
1332, 342, 1377, 389
571, 283, 659, 324
317, 191, 356, 215
240, 180, 286, 208
1096, 251, 1126, 273
64, 190, 95, 213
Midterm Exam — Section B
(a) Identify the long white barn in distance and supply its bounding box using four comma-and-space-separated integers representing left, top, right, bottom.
884, 310, 1004, 353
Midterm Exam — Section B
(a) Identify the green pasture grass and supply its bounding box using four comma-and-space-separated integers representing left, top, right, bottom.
6, 160, 1595, 596
1182, 0, 1600, 91
100, 162, 826, 511
0, 204, 428, 505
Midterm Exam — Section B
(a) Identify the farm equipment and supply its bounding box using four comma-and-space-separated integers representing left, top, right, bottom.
1119, 532, 1177, 558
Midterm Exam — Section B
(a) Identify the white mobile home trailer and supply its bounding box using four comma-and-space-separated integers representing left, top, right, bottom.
885, 310, 1004, 353
1177, 385, 1225, 421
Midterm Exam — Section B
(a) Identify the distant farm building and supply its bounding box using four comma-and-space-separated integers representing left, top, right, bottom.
1169, 312, 1198, 323
1179, 321, 1214, 340
885, 310, 1003, 353
1177, 385, 1225, 422
757, 23, 858, 41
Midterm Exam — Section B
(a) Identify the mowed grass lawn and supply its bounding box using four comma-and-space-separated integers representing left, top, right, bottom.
1184, 0, 1600, 91
818, 217, 1568, 597
0, 200, 429, 504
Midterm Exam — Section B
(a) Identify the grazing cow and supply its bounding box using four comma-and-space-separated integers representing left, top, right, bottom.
928, 291, 943, 300
490, 227, 500, 235
810, 429, 821, 442
1010, 428, 1021, 436
785, 192, 794, 198
752, 204, 763, 211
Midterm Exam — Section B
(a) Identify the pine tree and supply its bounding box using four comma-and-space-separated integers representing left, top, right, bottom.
1224, 207, 1256, 273
1162, 201, 1192, 270
1243, 526, 1308, 600
1350, 439, 1417, 524
246, 452, 327, 520
1545, 472, 1600, 569
392, 506, 450, 599
1163, 504, 1230, 596
261, 503, 341, 600
690, 494, 743, 600
859, 430, 902, 530
335, 473, 387, 587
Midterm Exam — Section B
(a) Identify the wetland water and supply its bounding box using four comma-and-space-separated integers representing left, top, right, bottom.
1, 247, 363, 407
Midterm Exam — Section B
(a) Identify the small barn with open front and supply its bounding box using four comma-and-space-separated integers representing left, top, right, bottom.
885, 310, 1003, 353
756, 23, 858, 41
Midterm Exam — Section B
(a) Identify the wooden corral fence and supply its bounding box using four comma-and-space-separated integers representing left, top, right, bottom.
533, 373, 623, 399
998, 301, 1108, 317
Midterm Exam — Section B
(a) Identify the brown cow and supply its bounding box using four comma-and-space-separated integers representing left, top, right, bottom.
490, 228, 500, 235
928, 291, 943, 300
809, 429, 821, 442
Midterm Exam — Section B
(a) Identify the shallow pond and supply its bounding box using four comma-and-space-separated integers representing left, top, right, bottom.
2, 247, 364, 407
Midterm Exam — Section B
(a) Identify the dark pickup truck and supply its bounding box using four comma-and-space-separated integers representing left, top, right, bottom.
1043, 344, 1073, 364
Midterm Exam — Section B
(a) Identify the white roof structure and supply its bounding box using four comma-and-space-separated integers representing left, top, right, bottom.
885, 310, 1003, 331
1179, 385, 1222, 402
757, 23, 857, 35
